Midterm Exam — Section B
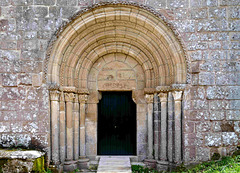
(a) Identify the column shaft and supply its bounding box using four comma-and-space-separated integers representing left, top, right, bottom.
59, 92, 66, 163
50, 90, 60, 164
145, 94, 154, 159
153, 94, 159, 160
159, 93, 168, 161
167, 92, 174, 163
79, 94, 88, 158
73, 94, 80, 160
172, 91, 183, 163
65, 93, 75, 161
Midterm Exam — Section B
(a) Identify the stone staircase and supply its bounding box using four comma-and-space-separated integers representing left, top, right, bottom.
97, 156, 132, 173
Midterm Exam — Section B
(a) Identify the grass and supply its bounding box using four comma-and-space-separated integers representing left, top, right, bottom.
132, 155, 240, 173
177, 155, 240, 173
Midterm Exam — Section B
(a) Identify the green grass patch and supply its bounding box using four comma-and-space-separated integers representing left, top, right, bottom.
174, 155, 240, 173
132, 155, 240, 173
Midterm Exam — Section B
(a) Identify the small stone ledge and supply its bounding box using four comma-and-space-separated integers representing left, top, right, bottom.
0, 149, 45, 173
0, 149, 44, 159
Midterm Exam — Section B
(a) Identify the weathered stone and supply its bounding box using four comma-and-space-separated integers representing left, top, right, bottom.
23, 6, 48, 19
206, 86, 226, 99
57, 0, 77, 6
216, 72, 237, 85
229, 20, 240, 31
199, 72, 215, 85
209, 110, 225, 120
230, 100, 240, 109
168, 0, 188, 8
229, 6, 240, 19
220, 0, 240, 6
49, 6, 78, 19
34, 0, 55, 5
212, 122, 222, 132
190, 87, 205, 100
209, 7, 226, 19
190, 8, 207, 19
196, 147, 210, 161
196, 122, 211, 132
226, 110, 240, 120
205, 133, 222, 147
2, 74, 18, 86
209, 100, 230, 110
12, 0, 33, 5
192, 100, 208, 110
222, 132, 238, 146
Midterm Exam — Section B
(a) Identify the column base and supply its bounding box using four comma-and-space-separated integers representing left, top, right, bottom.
156, 161, 177, 172
77, 157, 90, 169
63, 160, 77, 172
143, 159, 157, 169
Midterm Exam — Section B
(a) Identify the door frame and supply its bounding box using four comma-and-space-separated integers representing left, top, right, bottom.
97, 91, 137, 155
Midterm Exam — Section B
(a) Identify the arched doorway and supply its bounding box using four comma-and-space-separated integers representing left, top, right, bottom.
45, 3, 188, 171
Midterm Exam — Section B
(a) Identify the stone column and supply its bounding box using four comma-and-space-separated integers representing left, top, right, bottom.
167, 92, 174, 163
158, 92, 168, 161
59, 92, 66, 163
172, 90, 183, 164
50, 90, 60, 165
73, 94, 80, 160
64, 93, 75, 160
78, 94, 89, 169
145, 94, 154, 159
153, 94, 159, 160
79, 94, 88, 158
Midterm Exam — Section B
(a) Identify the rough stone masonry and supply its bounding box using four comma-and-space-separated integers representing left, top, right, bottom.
0, 0, 239, 171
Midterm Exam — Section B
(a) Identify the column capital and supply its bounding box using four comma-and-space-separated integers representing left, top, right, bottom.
79, 94, 88, 104
145, 94, 154, 104
60, 91, 65, 102
158, 92, 168, 102
73, 94, 79, 103
64, 92, 75, 102
172, 90, 183, 101
50, 90, 60, 101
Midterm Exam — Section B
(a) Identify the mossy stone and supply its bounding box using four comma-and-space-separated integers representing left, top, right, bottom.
32, 156, 45, 172
211, 153, 221, 160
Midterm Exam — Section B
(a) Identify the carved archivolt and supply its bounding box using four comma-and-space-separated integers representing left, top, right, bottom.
45, 3, 188, 89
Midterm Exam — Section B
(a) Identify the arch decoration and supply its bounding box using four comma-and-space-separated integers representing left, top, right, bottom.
45, 2, 188, 171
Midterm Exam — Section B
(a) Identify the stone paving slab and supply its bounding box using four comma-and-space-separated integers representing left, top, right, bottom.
97, 156, 132, 173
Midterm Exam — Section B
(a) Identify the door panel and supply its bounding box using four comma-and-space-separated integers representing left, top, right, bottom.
97, 92, 136, 155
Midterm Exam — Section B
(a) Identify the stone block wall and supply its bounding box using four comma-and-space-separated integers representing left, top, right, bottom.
0, 0, 239, 165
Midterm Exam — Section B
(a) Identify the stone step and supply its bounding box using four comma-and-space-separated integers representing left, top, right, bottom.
97, 156, 132, 173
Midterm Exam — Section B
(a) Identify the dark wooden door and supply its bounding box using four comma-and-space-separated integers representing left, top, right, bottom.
97, 92, 136, 155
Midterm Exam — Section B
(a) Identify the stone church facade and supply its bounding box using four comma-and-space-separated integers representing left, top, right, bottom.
0, 0, 239, 171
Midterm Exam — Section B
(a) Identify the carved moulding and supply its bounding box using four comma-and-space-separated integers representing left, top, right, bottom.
44, 2, 190, 85
156, 84, 186, 93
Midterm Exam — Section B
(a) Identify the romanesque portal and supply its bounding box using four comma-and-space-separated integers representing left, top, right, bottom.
46, 4, 187, 170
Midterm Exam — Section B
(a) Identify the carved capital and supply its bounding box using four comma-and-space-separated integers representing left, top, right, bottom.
60, 92, 64, 102
172, 91, 183, 101
64, 92, 75, 102
158, 92, 168, 102
145, 94, 154, 104
156, 86, 171, 92
73, 94, 79, 103
79, 94, 88, 104
50, 90, 60, 101
172, 84, 186, 91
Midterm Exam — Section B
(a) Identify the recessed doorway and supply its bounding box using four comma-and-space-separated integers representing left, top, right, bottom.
97, 92, 136, 155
